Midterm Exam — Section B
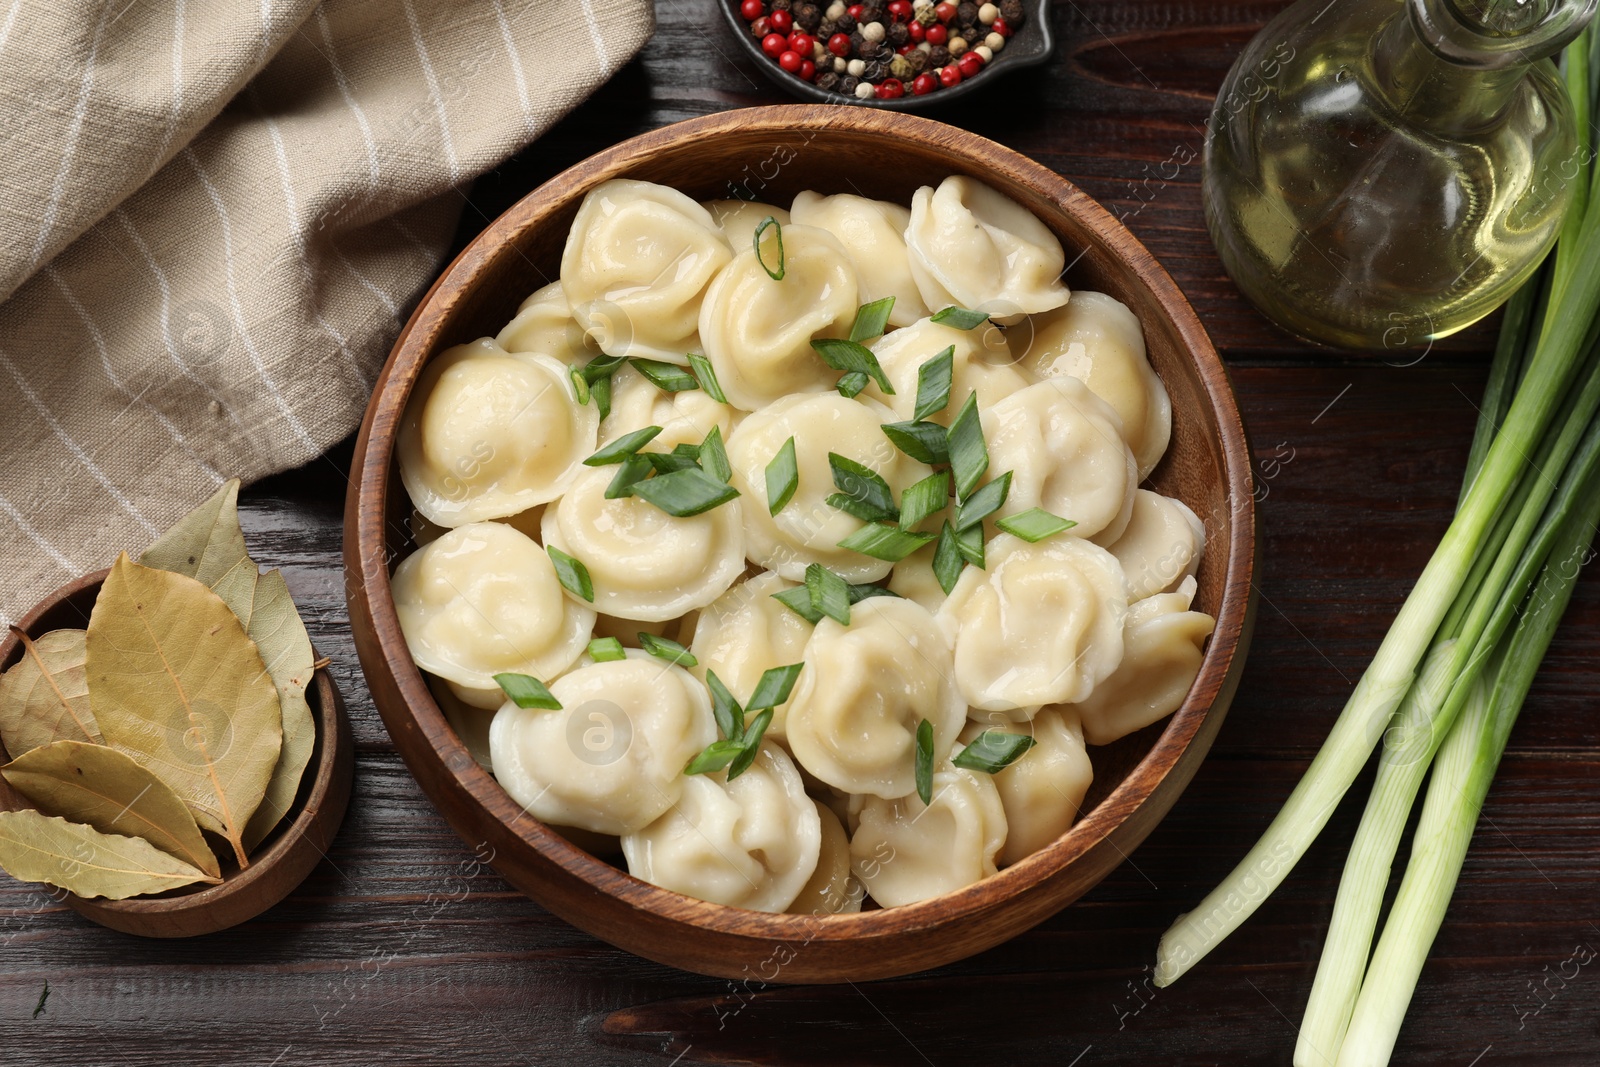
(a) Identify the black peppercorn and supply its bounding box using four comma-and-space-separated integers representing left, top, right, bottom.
957, 2, 978, 23
859, 0, 887, 22
887, 20, 910, 45
928, 44, 951, 66
750, 14, 770, 36
818, 17, 838, 35
839, 74, 860, 95
862, 58, 889, 82
835, 12, 856, 32
771, 0, 792, 9
863, 38, 891, 60
904, 48, 928, 73
999, 0, 1024, 23
795, 2, 822, 30
816, 70, 842, 92
850, 29, 867, 53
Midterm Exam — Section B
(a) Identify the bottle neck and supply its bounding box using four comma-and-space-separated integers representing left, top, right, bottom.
1372, 2, 1534, 132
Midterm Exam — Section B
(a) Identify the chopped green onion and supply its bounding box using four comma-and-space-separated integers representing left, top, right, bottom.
754, 215, 785, 280
953, 471, 1012, 531
585, 425, 663, 466
628, 465, 741, 517
947, 392, 989, 501
952, 730, 1037, 773
836, 370, 871, 398
881, 420, 952, 466
580, 354, 628, 383
826, 453, 899, 523
642, 451, 700, 474
932, 521, 967, 594
671, 441, 702, 459
685, 738, 745, 776
913, 346, 955, 421
772, 585, 825, 624
806, 562, 853, 625
914, 718, 934, 805
546, 545, 594, 602
494, 672, 561, 710
846, 582, 901, 604
954, 520, 986, 568
930, 306, 990, 330
837, 522, 937, 562
766, 436, 799, 515
569, 365, 591, 405
849, 296, 896, 343
631, 358, 699, 392
604, 452, 653, 498
899, 471, 950, 531
996, 507, 1077, 542
747, 663, 803, 712
587, 637, 626, 662
811, 338, 895, 395
699, 425, 732, 483
688, 353, 727, 403
705, 668, 745, 740
591, 374, 613, 420
638, 631, 696, 667
727, 709, 774, 780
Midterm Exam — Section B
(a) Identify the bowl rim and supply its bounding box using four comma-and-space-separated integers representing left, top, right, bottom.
347, 104, 1256, 949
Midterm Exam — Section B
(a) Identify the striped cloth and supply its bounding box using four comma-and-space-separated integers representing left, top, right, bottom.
0, 0, 649, 625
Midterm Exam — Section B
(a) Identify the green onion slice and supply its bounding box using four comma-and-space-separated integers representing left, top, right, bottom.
899, 471, 950, 531
881, 420, 951, 466
569, 365, 591, 405
952, 730, 1037, 773
688, 353, 728, 403
580, 354, 628, 383
836, 370, 871, 399
705, 668, 745, 740
849, 297, 896, 343
954, 471, 1012, 531
546, 545, 594, 602
591, 374, 613, 420
638, 632, 697, 667
699, 425, 732, 483
772, 585, 825, 624
754, 216, 785, 280
586, 637, 626, 663
806, 562, 853, 625
685, 738, 745, 776
954, 519, 986, 568
914, 718, 935, 805
766, 436, 799, 515
837, 522, 937, 562
747, 663, 803, 712
811, 338, 895, 395
604, 452, 653, 499
727, 709, 775, 780
995, 507, 1077, 542
629, 465, 740, 517
585, 425, 663, 466
827, 453, 899, 523
933, 521, 968, 594
913, 346, 955, 421
494, 672, 561, 710
631, 358, 699, 392
947, 392, 989, 500
846, 582, 901, 604
931, 306, 991, 330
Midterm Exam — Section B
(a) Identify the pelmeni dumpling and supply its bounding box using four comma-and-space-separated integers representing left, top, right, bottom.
392, 521, 595, 704
598, 363, 737, 450
849, 752, 1008, 907
490, 651, 716, 835
983, 378, 1138, 542
621, 743, 821, 912
904, 176, 1070, 320
702, 199, 790, 246
688, 573, 814, 741
790, 191, 929, 328
937, 533, 1128, 717
962, 709, 1092, 866
1068, 576, 1214, 745
785, 598, 964, 798
727, 393, 929, 583
495, 281, 596, 363
399, 339, 598, 527
1013, 292, 1172, 478
561, 179, 732, 362
1097, 489, 1206, 601
861, 316, 1028, 423
788, 801, 864, 915
542, 465, 745, 621
887, 539, 947, 612
700, 224, 860, 410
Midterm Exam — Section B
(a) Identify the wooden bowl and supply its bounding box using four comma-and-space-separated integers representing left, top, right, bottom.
345, 105, 1257, 982
716, 0, 1056, 111
0, 568, 354, 938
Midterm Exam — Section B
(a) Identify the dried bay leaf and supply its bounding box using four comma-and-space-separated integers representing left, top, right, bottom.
0, 809, 215, 899
3, 740, 220, 879
86, 554, 283, 867
0, 629, 99, 756
141, 480, 317, 853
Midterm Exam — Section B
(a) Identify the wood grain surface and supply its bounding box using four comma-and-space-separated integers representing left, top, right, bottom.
0, 1, 1594, 1064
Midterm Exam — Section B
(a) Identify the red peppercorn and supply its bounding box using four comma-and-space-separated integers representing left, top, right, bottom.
778, 49, 804, 72
876, 77, 905, 98
788, 31, 813, 53
800, 58, 816, 79
741, 0, 765, 19
912, 71, 938, 94
769, 8, 793, 32
887, 0, 913, 20
828, 31, 852, 55
957, 50, 983, 77
762, 31, 788, 56
897, 42, 914, 53
939, 63, 962, 86
924, 23, 947, 44
848, 3, 863, 17
935, 1, 958, 21
991, 15, 1012, 35
907, 18, 925, 39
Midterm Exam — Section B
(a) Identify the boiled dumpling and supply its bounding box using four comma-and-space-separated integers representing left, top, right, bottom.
1013, 292, 1172, 479
788, 800, 864, 915
887, 540, 947, 612
936, 532, 1128, 717
860, 316, 1028, 423
785, 597, 964, 798
398, 338, 598, 527
790, 191, 929, 327
598, 363, 737, 450
983, 378, 1138, 542
495, 281, 596, 363
561, 179, 732, 363
541, 464, 745, 622
1097, 489, 1206, 601
688, 572, 815, 742
700, 223, 860, 411
393, 522, 595, 706
621, 743, 821, 912
702, 198, 790, 246
904, 176, 1070, 320
1068, 576, 1214, 745
727, 393, 930, 583
962, 708, 1092, 866
489, 650, 716, 835
849, 751, 1007, 907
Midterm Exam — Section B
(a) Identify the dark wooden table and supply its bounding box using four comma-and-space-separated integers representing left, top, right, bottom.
5, 2, 1597, 1064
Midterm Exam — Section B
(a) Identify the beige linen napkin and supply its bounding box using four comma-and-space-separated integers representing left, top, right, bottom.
0, 0, 650, 624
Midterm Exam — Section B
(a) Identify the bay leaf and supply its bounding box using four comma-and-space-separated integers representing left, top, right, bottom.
0, 809, 216, 899
3, 740, 220, 878
85, 554, 283, 867
0, 629, 99, 756
141, 480, 317, 855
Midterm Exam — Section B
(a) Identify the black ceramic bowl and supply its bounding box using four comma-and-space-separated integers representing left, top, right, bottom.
719, 0, 1056, 109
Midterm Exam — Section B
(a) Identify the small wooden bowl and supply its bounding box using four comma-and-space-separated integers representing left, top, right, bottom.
345, 105, 1257, 982
0, 568, 354, 938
